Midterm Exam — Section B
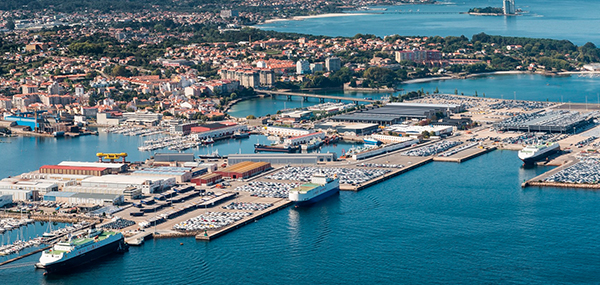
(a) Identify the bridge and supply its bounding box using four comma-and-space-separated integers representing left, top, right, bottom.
256, 90, 376, 104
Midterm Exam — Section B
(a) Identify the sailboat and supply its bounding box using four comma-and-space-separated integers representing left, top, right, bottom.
42, 216, 55, 238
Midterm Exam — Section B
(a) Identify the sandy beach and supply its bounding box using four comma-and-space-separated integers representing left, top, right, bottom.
401, 76, 454, 84
262, 13, 375, 24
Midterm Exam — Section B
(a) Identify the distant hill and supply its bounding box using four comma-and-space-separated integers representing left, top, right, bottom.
0, 0, 227, 12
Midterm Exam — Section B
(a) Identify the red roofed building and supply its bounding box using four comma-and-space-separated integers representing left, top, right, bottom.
39, 165, 111, 176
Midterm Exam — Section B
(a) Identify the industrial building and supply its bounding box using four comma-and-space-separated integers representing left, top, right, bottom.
152, 153, 196, 166
190, 122, 247, 140
58, 161, 126, 173
228, 153, 337, 165
493, 110, 593, 133
331, 103, 462, 125
284, 132, 326, 145
0, 195, 12, 207
63, 175, 173, 194
0, 178, 58, 195
191, 173, 223, 186
39, 165, 111, 176
266, 126, 310, 137
369, 134, 420, 144
43, 192, 124, 205
314, 122, 379, 135
385, 125, 454, 136
131, 167, 193, 183
216, 161, 271, 179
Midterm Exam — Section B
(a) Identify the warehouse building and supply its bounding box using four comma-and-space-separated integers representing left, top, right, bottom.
265, 126, 310, 137
152, 153, 195, 166
58, 161, 126, 173
0, 188, 37, 201
190, 122, 247, 140
331, 103, 462, 125
131, 167, 193, 183
216, 161, 271, 179
21, 173, 92, 182
228, 153, 337, 165
191, 173, 223, 186
64, 175, 172, 194
284, 132, 326, 145
0, 195, 12, 207
39, 165, 111, 176
314, 122, 379, 136
44, 192, 124, 205
0, 180, 57, 200
385, 125, 453, 136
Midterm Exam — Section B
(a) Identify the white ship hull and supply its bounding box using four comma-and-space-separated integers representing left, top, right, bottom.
289, 179, 340, 207
518, 143, 560, 164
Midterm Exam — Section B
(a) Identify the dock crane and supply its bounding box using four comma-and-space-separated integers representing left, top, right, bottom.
96, 152, 128, 163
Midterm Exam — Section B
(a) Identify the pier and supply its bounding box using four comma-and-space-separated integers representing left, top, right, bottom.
125, 231, 154, 246
433, 146, 497, 163
0, 246, 51, 267
256, 90, 375, 104
195, 199, 293, 241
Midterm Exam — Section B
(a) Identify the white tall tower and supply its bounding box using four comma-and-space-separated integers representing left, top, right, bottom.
503, 0, 515, 14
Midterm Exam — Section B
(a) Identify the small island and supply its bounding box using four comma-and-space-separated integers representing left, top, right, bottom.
468, 7, 504, 15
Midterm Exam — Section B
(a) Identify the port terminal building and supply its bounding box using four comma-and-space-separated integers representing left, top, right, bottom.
43, 192, 124, 205
227, 153, 337, 165
284, 132, 326, 145
190, 122, 247, 140
265, 126, 311, 137
314, 122, 379, 136
330, 103, 463, 125
216, 161, 271, 179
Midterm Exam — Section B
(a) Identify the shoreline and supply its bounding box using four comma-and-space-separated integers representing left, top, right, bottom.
261, 13, 377, 24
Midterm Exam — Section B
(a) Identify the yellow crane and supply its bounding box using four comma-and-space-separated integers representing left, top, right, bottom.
96, 152, 128, 163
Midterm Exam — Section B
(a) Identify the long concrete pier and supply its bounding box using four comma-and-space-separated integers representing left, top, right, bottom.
195, 200, 293, 241
433, 146, 497, 163
0, 246, 51, 267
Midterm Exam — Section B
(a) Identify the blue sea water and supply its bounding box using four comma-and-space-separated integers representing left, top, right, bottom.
3, 150, 600, 284
228, 74, 600, 117
0, 133, 359, 178
258, 0, 600, 45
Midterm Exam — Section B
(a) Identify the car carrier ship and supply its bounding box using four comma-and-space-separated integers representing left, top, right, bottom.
288, 174, 340, 207
518, 142, 560, 165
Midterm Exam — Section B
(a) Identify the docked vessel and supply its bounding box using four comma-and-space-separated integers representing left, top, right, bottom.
233, 131, 250, 139
288, 174, 340, 207
518, 142, 560, 165
363, 137, 382, 146
198, 150, 221, 159
301, 138, 324, 151
36, 228, 128, 274
254, 143, 299, 153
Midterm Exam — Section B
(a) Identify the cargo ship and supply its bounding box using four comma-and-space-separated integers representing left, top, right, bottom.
254, 143, 299, 153
289, 174, 340, 207
36, 228, 128, 274
518, 142, 560, 165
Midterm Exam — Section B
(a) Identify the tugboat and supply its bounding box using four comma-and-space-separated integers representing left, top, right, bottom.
201, 137, 214, 145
